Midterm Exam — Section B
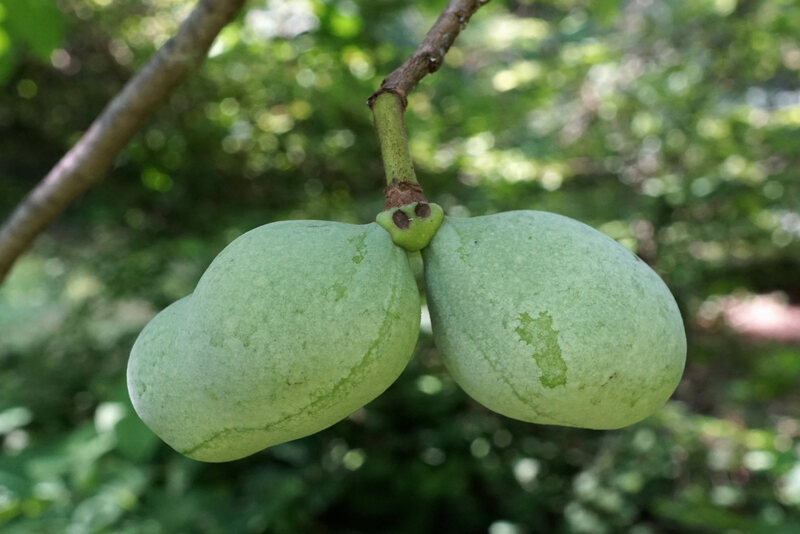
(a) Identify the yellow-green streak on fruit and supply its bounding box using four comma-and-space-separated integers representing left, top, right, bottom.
422, 211, 686, 429
514, 311, 566, 389
128, 221, 420, 462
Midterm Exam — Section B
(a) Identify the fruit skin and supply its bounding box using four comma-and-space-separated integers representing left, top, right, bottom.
422, 211, 686, 429
128, 221, 420, 462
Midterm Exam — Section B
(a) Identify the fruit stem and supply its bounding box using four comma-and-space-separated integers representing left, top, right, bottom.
370, 91, 418, 186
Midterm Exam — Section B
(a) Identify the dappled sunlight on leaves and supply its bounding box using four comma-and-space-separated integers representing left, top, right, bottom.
0, 0, 800, 531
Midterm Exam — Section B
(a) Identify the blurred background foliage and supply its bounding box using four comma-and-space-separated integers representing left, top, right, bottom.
1, 0, 800, 532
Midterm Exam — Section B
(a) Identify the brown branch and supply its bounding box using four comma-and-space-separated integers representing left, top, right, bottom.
368, 0, 490, 215
368, 0, 491, 107
0, 0, 247, 283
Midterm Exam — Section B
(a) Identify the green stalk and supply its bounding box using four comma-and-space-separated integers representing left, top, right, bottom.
371, 92, 418, 186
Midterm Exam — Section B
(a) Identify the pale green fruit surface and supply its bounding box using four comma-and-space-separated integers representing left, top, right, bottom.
422, 211, 686, 429
128, 221, 420, 462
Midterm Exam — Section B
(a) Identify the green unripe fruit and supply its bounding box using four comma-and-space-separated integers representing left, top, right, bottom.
422, 211, 686, 429
128, 221, 420, 462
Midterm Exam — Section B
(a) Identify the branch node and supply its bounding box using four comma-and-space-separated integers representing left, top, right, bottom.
367, 0, 491, 103
367, 87, 408, 110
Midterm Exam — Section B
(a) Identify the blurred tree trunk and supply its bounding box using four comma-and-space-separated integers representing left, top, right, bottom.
0, 0, 246, 283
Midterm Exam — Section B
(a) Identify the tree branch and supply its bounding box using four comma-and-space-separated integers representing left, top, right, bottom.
368, 0, 490, 107
0, 0, 247, 283
368, 0, 490, 214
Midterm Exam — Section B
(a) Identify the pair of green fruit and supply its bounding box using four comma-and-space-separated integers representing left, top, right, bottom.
128, 203, 686, 462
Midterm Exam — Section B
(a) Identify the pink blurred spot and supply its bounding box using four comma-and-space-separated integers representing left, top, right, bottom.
723, 294, 800, 344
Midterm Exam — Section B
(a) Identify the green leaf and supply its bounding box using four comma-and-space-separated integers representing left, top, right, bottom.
114, 411, 160, 463
0, 26, 13, 83
588, 0, 622, 25
1, 0, 64, 61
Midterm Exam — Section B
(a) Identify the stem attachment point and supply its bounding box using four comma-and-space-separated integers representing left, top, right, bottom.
376, 201, 444, 252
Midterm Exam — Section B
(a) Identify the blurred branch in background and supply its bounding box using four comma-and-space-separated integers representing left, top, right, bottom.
0, 0, 247, 284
